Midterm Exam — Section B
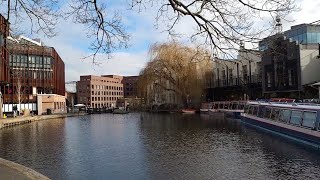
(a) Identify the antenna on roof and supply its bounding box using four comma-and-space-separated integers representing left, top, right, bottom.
275, 15, 283, 34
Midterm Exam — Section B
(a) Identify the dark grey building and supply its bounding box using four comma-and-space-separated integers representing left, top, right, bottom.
261, 35, 320, 98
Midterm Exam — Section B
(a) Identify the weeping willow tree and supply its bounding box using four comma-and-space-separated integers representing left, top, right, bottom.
138, 42, 213, 108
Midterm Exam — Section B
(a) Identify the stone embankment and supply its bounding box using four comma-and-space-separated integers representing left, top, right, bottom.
0, 158, 50, 180
0, 113, 87, 129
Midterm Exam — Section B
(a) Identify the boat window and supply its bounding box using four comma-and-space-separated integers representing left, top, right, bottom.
244, 105, 249, 113
258, 106, 265, 118
270, 108, 280, 121
279, 109, 291, 123
248, 106, 254, 115
219, 103, 223, 109
290, 110, 303, 126
232, 103, 237, 110
302, 111, 317, 129
264, 107, 271, 119
252, 106, 258, 116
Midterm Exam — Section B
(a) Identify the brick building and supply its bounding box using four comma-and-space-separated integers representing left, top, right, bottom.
0, 14, 9, 83
76, 75, 124, 108
0, 14, 65, 113
122, 76, 139, 98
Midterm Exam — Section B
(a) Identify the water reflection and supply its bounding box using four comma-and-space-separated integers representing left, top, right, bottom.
139, 113, 320, 180
0, 113, 319, 180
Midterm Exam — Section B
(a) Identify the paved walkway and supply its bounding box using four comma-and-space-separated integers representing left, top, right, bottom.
0, 158, 49, 180
0, 164, 29, 180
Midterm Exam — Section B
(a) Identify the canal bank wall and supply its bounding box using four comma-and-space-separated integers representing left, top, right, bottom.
0, 113, 87, 129
0, 158, 50, 180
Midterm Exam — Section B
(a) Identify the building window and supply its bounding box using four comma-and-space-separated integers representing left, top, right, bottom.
267, 72, 271, 88
242, 65, 248, 82
288, 69, 292, 86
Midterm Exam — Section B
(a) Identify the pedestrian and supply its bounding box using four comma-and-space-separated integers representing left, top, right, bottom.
13, 105, 17, 118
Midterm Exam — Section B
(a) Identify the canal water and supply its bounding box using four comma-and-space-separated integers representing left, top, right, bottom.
0, 113, 319, 180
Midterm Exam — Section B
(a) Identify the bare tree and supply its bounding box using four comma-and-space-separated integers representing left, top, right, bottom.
1, 0, 297, 61
1, 0, 130, 62
68, 0, 129, 60
12, 70, 25, 115
1, 0, 60, 37
131, 0, 297, 57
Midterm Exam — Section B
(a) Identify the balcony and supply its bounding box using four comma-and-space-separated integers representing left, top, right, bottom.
211, 74, 262, 88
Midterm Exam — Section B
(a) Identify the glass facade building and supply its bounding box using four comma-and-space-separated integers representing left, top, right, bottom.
259, 24, 320, 51
9, 54, 54, 80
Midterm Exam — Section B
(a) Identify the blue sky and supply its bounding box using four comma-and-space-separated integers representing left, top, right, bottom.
2, 0, 320, 84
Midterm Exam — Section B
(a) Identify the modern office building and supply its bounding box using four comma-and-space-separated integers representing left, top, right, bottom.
0, 14, 65, 113
259, 23, 320, 51
76, 75, 124, 108
261, 35, 320, 98
4, 35, 65, 101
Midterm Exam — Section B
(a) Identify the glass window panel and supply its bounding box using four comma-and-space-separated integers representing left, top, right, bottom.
264, 108, 271, 119
311, 33, 317, 43
252, 106, 258, 115
290, 110, 302, 126
280, 109, 291, 123
271, 108, 280, 121
297, 34, 302, 43
301, 33, 307, 43
317, 33, 320, 43
258, 106, 265, 118
302, 111, 316, 128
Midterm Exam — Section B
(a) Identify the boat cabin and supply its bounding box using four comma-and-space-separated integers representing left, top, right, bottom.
244, 102, 320, 131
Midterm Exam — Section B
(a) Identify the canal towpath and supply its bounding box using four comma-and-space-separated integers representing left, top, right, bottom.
0, 158, 50, 180
0, 112, 87, 129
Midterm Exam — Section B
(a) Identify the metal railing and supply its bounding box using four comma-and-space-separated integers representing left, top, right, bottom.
210, 75, 262, 88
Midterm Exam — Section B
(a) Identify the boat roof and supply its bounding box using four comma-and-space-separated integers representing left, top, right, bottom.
248, 101, 320, 110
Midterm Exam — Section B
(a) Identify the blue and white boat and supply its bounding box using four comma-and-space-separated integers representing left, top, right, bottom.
240, 101, 320, 149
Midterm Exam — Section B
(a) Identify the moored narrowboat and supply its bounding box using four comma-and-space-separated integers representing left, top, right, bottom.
241, 101, 320, 149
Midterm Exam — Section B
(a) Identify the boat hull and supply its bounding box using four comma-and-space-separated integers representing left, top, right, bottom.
200, 109, 209, 113
181, 109, 196, 114
113, 109, 129, 114
241, 113, 320, 149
